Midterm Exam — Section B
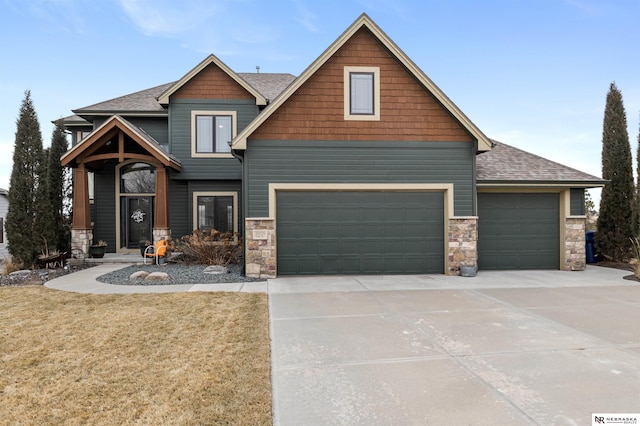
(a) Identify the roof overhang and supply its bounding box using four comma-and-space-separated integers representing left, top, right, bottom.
232, 13, 492, 152
477, 181, 607, 189
60, 115, 181, 171
157, 54, 267, 106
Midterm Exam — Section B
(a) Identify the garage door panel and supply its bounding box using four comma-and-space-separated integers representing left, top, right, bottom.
277, 191, 444, 275
478, 193, 559, 270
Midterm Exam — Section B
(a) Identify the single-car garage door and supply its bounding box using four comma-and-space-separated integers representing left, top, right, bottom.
277, 191, 444, 275
478, 193, 559, 270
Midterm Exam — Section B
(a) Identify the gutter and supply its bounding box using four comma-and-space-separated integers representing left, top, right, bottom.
229, 143, 247, 277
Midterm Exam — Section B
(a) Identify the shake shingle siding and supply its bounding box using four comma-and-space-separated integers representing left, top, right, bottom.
245, 140, 475, 217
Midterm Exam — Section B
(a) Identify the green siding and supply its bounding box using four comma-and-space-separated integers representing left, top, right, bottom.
93, 166, 117, 251
478, 193, 560, 270
245, 140, 475, 217
277, 191, 444, 274
570, 188, 585, 216
168, 179, 189, 238
169, 99, 258, 180
126, 117, 168, 147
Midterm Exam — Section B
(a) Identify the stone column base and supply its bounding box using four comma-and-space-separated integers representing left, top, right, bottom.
71, 228, 93, 259
564, 217, 586, 271
245, 218, 276, 279
448, 217, 478, 275
153, 228, 171, 243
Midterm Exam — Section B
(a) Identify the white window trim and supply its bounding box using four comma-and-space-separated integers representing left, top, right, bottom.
344, 66, 380, 121
191, 110, 237, 158
192, 191, 238, 234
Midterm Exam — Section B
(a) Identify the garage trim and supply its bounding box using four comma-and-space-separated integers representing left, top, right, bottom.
268, 183, 454, 273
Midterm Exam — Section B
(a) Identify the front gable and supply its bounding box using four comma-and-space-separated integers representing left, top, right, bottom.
234, 13, 491, 151
251, 27, 473, 143
158, 54, 266, 106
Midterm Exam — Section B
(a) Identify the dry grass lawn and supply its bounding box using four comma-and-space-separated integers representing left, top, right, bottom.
0, 286, 271, 425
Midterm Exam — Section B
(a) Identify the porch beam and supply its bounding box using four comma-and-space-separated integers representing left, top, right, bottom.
72, 163, 92, 230
82, 152, 158, 164
154, 166, 170, 229
119, 131, 125, 162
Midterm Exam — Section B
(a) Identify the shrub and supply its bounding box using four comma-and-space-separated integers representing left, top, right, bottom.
3, 257, 23, 276
176, 229, 242, 265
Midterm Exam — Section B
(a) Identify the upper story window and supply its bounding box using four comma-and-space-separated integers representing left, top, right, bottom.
344, 66, 380, 121
191, 110, 236, 158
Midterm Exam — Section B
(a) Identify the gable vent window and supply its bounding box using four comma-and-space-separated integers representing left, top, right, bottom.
344, 66, 380, 121
191, 110, 237, 158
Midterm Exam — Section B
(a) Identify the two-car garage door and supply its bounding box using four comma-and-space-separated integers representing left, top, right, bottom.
277, 191, 444, 275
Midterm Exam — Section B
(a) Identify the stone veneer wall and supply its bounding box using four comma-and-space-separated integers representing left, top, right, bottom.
564, 217, 586, 271
71, 229, 93, 259
448, 217, 478, 275
245, 218, 276, 279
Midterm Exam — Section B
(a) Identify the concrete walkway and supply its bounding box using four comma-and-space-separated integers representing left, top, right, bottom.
268, 267, 640, 425
45, 263, 267, 294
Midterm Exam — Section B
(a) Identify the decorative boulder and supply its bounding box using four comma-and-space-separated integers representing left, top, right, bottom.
203, 265, 228, 275
145, 272, 169, 281
130, 271, 149, 281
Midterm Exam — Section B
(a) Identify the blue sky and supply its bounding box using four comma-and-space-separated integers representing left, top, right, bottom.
1, 0, 639, 206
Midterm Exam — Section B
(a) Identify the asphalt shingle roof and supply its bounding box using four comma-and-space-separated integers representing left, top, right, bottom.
74, 82, 174, 113
477, 140, 604, 184
73, 74, 296, 114
237, 73, 296, 102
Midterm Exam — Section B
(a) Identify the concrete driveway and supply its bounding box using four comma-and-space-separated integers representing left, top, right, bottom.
268, 266, 640, 425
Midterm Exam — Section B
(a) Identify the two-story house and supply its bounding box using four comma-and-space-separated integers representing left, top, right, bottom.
61, 14, 604, 278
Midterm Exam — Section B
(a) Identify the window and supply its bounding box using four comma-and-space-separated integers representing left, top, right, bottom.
120, 162, 155, 194
344, 66, 380, 121
193, 192, 238, 234
191, 111, 237, 157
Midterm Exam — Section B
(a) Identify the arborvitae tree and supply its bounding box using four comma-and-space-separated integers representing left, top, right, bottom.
585, 189, 597, 231
47, 120, 71, 252
34, 146, 55, 255
6, 91, 45, 266
595, 83, 634, 261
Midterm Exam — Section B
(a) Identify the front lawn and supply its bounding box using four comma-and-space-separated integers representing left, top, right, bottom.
0, 286, 271, 425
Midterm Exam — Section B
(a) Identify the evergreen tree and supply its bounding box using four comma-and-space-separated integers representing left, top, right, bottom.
6, 91, 45, 266
34, 146, 55, 255
595, 83, 634, 261
47, 120, 71, 252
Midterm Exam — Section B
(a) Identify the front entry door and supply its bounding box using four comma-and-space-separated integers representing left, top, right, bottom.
122, 196, 154, 248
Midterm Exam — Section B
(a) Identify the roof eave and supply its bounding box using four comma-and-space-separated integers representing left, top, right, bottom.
477, 180, 607, 188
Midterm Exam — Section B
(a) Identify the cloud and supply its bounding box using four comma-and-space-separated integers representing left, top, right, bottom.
118, 0, 222, 36
292, 1, 318, 33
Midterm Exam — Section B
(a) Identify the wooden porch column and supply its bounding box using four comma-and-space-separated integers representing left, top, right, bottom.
72, 163, 92, 230
154, 166, 170, 230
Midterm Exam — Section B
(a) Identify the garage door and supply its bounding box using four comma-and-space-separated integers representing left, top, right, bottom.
478, 193, 559, 270
277, 191, 444, 275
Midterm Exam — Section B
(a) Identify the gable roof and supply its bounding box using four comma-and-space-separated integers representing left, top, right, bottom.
74, 82, 174, 116
157, 54, 267, 106
232, 13, 492, 151
61, 115, 181, 170
477, 140, 605, 186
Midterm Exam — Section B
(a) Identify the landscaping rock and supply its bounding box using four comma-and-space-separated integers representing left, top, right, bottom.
9, 270, 33, 278
145, 272, 169, 281
203, 265, 228, 275
130, 271, 149, 281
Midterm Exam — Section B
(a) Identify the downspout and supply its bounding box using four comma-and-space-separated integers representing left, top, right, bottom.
229, 143, 247, 277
